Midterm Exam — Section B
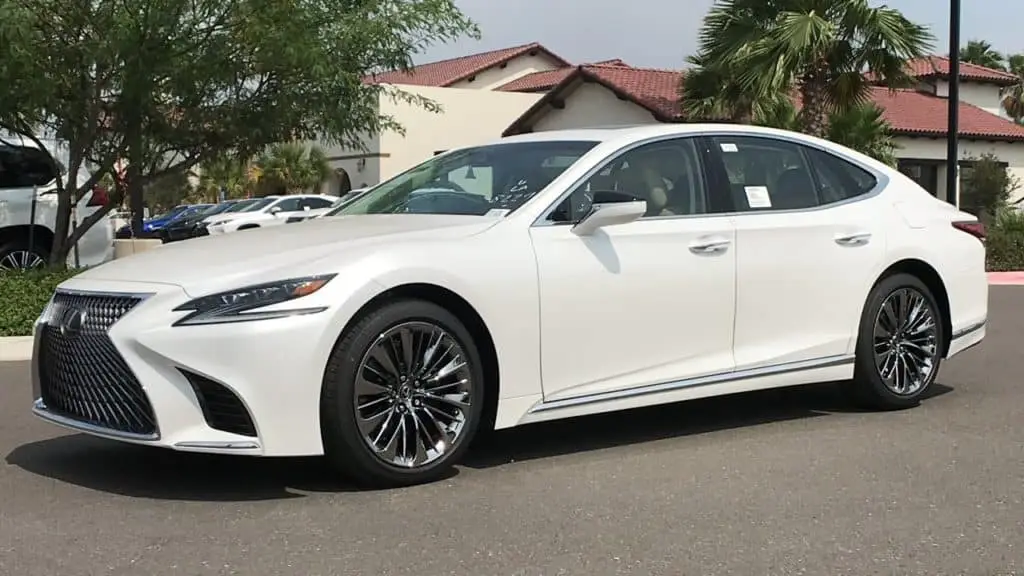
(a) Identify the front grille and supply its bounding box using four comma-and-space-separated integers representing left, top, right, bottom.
180, 370, 257, 437
38, 291, 158, 436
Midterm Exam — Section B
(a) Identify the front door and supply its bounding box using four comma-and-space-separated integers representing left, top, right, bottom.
704, 134, 888, 369
529, 136, 737, 402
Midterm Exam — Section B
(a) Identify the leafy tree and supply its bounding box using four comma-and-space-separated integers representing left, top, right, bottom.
252, 143, 331, 196
0, 0, 477, 267
960, 40, 1006, 70
693, 0, 933, 137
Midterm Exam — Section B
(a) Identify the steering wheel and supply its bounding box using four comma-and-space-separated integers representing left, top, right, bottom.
425, 180, 468, 193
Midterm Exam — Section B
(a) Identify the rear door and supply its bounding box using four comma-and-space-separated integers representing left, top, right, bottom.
703, 134, 889, 369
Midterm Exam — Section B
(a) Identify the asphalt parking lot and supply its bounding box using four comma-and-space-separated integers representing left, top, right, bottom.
1, 288, 1022, 576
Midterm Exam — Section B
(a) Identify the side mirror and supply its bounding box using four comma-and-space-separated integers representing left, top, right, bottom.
571, 199, 647, 236
269, 206, 282, 215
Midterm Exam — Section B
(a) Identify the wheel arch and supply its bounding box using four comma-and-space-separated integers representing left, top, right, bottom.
0, 224, 55, 252
236, 223, 261, 231
333, 282, 501, 433
874, 258, 952, 357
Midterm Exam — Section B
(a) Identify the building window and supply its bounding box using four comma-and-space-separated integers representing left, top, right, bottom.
897, 160, 939, 197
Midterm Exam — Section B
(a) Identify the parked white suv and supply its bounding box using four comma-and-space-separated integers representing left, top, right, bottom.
0, 138, 114, 270
203, 194, 337, 235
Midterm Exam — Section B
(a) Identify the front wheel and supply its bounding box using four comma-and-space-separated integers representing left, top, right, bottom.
848, 273, 944, 410
0, 240, 48, 270
320, 299, 486, 488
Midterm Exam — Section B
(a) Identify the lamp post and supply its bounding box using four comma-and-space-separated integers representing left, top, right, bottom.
946, 0, 961, 206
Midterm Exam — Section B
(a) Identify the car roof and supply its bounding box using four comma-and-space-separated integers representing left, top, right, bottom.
497, 124, 828, 145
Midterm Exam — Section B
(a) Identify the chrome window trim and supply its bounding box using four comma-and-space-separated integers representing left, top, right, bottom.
531, 130, 891, 227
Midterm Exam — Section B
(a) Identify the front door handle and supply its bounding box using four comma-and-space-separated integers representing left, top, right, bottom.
834, 231, 872, 246
689, 237, 731, 254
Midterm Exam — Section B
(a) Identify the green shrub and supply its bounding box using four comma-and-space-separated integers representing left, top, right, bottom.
986, 211, 1024, 271
0, 268, 82, 337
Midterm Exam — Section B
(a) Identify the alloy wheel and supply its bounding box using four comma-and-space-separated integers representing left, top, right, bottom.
353, 321, 474, 468
872, 287, 939, 396
0, 250, 45, 271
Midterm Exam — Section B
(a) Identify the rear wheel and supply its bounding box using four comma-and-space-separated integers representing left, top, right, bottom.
848, 273, 944, 410
320, 299, 485, 488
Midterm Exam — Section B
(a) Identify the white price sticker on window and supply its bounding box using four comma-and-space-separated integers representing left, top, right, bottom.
744, 185, 772, 208
720, 142, 739, 152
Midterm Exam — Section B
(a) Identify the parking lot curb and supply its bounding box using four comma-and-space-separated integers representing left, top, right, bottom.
988, 272, 1024, 285
0, 336, 33, 363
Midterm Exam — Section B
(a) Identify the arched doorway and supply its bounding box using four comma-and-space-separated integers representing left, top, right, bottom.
321, 167, 353, 196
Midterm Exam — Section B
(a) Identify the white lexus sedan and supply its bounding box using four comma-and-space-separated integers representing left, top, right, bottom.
30, 124, 988, 488
204, 193, 337, 234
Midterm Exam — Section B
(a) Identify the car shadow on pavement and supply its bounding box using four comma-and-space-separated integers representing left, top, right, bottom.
463, 381, 954, 468
5, 381, 952, 501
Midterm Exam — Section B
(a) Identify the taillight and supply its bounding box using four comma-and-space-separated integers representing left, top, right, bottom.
952, 220, 986, 242
86, 184, 109, 207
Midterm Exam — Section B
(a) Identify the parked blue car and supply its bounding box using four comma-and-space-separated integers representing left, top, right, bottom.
115, 204, 212, 238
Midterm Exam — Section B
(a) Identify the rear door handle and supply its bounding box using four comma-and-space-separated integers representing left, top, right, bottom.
689, 237, 731, 254
834, 232, 871, 246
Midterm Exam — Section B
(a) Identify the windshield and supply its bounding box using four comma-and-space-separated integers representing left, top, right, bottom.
198, 202, 236, 216
152, 205, 188, 220
224, 199, 259, 212
331, 141, 598, 217
240, 197, 275, 212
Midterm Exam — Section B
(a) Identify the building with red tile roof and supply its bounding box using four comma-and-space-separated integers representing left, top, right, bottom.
365, 42, 569, 89
328, 42, 1024, 205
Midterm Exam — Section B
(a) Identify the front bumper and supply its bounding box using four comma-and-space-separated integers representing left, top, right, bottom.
30, 279, 336, 456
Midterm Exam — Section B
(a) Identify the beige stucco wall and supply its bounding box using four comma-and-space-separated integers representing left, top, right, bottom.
895, 136, 1024, 203
448, 53, 563, 91
375, 84, 541, 180
529, 83, 660, 131
932, 79, 1007, 118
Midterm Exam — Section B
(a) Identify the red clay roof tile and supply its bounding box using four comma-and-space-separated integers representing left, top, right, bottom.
868, 87, 1024, 140
905, 56, 1019, 86
365, 42, 569, 87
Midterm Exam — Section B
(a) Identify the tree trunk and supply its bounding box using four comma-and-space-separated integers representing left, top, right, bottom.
798, 70, 830, 138
48, 187, 73, 268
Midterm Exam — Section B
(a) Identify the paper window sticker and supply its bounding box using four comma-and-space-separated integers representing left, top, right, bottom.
484, 208, 510, 217
744, 185, 772, 208
719, 142, 739, 152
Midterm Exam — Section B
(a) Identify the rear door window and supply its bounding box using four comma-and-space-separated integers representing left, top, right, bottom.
0, 146, 57, 188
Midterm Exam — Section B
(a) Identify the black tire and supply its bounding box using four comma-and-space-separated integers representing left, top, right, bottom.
0, 239, 48, 270
320, 299, 487, 488
847, 273, 945, 410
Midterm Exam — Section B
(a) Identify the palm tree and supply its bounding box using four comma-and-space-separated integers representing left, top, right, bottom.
253, 143, 331, 196
680, 51, 791, 123
754, 100, 898, 166
194, 155, 253, 201
695, 0, 933, 137
1002, 53, 1024, 123
960, 40, 1005, 71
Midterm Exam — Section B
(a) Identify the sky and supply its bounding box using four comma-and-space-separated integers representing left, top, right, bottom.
420, 0, 1024, 70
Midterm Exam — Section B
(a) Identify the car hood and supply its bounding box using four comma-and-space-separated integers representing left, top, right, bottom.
77, 214, 500, 295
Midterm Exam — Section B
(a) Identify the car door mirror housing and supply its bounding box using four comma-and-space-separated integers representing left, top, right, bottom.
571, 199, 647, 236
269, 206, 282, 214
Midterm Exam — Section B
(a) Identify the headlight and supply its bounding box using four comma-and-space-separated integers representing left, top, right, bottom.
172, 275, 335, 326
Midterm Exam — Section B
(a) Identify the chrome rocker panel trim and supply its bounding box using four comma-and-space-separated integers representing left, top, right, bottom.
529, 354, 856, 414
951, 318, 986, 341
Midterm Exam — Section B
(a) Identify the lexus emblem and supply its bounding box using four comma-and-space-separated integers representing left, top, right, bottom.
57, 306, 87, 338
